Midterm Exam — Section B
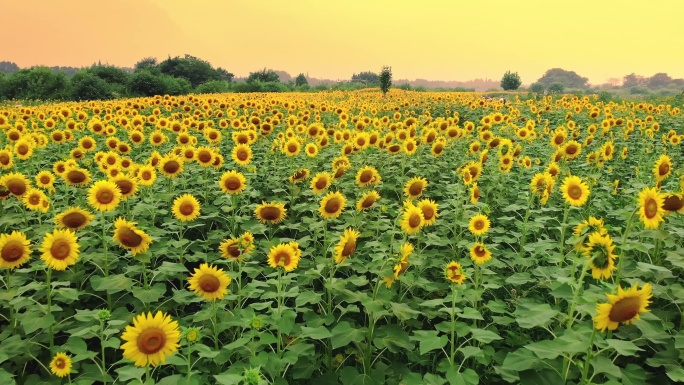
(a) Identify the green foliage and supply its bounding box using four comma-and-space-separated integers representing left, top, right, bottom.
247, 69, 280, 84
351, 71, 380, 85
380, 66, 392, 96
134, 57, 158, 73
295, 73, 308, 87
69, 71, 114, 101
195, 80, 232, 94
87, 65, 130, 85
528, 83, 545, 94
536, 68, 588, 89
547, 82, 565, 94
398, 83, 412, 91
157, 55, 226, 88
127, 70, 168, 96
1, 66, 69, 100
500, 71, 522, 91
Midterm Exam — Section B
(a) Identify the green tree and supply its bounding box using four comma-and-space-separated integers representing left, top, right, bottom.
134, 57, 158, 72
3, 67, 68, 100
69, 71, 114, 101
247, 69, 280, 83
158, 55, 221, 88
548, 82, 565, 94
351, 71, 379, 85
647, 73, 672, 89
88, 65, 130, 85
536, 68, 588, 89
500, 71, 522, 91
379, 66, 392, 96
128, 70, 167, 96
195, 80, 232, 94
295, 73, 308, 87
529, 83, 545, 94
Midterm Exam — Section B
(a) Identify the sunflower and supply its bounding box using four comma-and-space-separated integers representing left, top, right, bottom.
417, 199, 438, 226
573, 216, 607, 249
219, 235, 254, 261
255, 201, 287, 224
662, 193, 684, 214
289, 168, 310, 184
267, 242, 300, 271
35, 170, 56, 193
111, 174, 138, 200
188, 263, 231, 301
465, 161, 483, 183
0, 148, 13, 169
305, 143, 319, 157
49, 352, 72, 378
121, 311, 181, 367
334, 228, 360, 264
231, 144, 253, 166
54, 207, 95, 230
404, 177, 428, 199
23, 188, 49, 212
113, 217, 153, 256
653, 154, 672, 181
355, 166, 381, 187
384, 242, 414, 288
158, 154, 184, 178
356, 190, 381, 211
172, 194, 201, 222
39, 229, 80, 270
582, 232, 616, 280
470, 242, 492, 264
319, 191, 346, 219
445, 261, 466, 285
400, 202, 425, 234
219, 170, 247, 195
61, 166, 91, 187
310, 172, 332, 194
468, 213, 490, 236
137, 165, 157, 187
594, 283, 652, 332
431, 140, 445, 156
637, 187, 665, 229
0, 231, 31, 270
562, 141, 582, 160
283, 139, 301, 156
87, 180, 121, 212
13, 138, 33, 160
1, 172, 30, 197
470, 183, 481, 204
561, 175, 590, 207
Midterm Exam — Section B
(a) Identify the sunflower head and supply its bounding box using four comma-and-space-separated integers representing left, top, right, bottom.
445, 261, 466, 284
113, 217, 153, 256
0, 231, 31, 270
333, 228, 361, 264
172, 194, 201, 222
404, 177, 428, 199
594, 283, 652, 332
120, 311, 181, 367
254, 201, 287, 224
219, 170, 247, 195
49, 352, 72, 378
267, 243, 301, 271
468, 214, 490, 236
561, 175, 590, 207
356, 190, 381, 212
319, 191, 346, 220
188, 263, 231, 301
39, 228, 80, 271
638, 187, 665, 229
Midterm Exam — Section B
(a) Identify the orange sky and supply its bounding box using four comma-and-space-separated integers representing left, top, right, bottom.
4, 0, 684, 84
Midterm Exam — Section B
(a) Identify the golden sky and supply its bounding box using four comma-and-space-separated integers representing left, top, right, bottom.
4, 0, 684, 84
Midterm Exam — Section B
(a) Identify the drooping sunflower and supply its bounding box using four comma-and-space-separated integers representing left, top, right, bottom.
54, 207, 95, 230
121, 311, 181, 367
470, 182, 481, 204
172, 194, 201, 222
445, 261, 466, 285
417, 199, 439, 226
49, 352, 72, 378
231, 143, 253, 166
384, 242, 414, 288
356, 190, 380, 211
637, 187, 665, 229
219, 170, 247, 195
319, 191, 346, 220
468, 214, 490, 236
289, 168, 310, 184
0, 231, 31, 269
158, 154, 184, 178
310, 172, 332, 194
470, 242, 492, 264
662, 193, 684, 214
594, 283, 652, 332
219, 235, 255, 261
653, 154, 672, 181
254, 201, 287, 224
40, 229, 80, 271
1, 172, 30, 197
355, 166, 381, 187
400, 202, 425, 234
582, 232, 616, 280
267, 242, 300, 271
113, 217, 153, 256
404, 177, 428, 199
333, 228, 360, 264
63, 166, 91, 187
561, 175, 590, 207
187, 263, 231, 301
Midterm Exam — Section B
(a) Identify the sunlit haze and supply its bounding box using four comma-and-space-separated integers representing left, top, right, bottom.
4, 0, 684, 84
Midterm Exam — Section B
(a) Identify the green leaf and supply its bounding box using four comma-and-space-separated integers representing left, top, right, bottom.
446, 367, 479, 385
469, 328, 502, 344
505, 272, 532, 285
132, 283, 166, 304
514, 303, 558, 329
91, 274, 133, 294
591, 354, 622, 378
524, 339, 565, 360
23, 314, 55, 334
606, 339, 642, 356
458, 346, 484, 361
621, 364, 647, 385
331, 321, 366, 349
411, 330, 448, 355
300, 326, 331, 340
458, 307, 483, 320
373, 324, 413, 353
214, 373, 243, 385
390, 302, 421, 320
116, 366, 145, 382
666, 367, 684, 382
423, 373, 446, 385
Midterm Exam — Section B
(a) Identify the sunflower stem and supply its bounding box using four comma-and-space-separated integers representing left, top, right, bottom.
616, 208, 638, 286
145, 365, 150, 383
46, 267, 54, 350
519, 192, 534, 257
558, 204, 571, 265
211, 300, 219, 350
579, 327, 597, 383
5, 269, 15, 331
101, 212, 111, 309
178, 221, 185, 265
231, 194, 238, 237
186, 346, 192, 385
276, 268, 283, 356
561, 258, 590, 378
99, 318, 107, 384
449, 284, 458, 367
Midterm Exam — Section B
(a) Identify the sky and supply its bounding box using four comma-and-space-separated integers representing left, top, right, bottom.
3, 0, 684, 84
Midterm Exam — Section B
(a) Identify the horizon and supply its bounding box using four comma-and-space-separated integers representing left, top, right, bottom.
4, 0, 684, 86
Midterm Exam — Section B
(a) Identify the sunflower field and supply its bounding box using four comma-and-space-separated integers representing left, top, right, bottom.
0, 90, 683, 385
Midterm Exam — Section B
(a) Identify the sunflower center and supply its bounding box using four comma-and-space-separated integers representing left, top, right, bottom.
198, 152, 212, 163
644, 199, 658, 218
96, 189, 114, 204
325, 198, 341, 214
566, 145, 578, 155
50, 240, 71, 260
474, 220, 484, 230
362, 197, 375, 208
554, 136, 564, 145
409, 183, 423, 196
17, 145, 28, 155
658, 163, 669, 176
608, 296, 642, 323
288, 144, 297, 153
55, 357, 66, 369
359, 171, 373, 183
568, 185, 582, 200
179, 202, 195, 216
67, 170, 86, 184
474, 245, 486, 257
275, 251, 291, 267
40, 176, 51, 184
163, 161, 180, 174
62, 212, 87, 228
141, 171, 152, 180
137, 328, 167, 355
260, 207, 281, 220
224, 177, 241, 191
28, 194, 40, 205
1, 241, 24, 262
0, 153, 9, 165
198, 274, 220, 293
118, 227, 142, 247
227, 244, 241, 258
408, 213, 422, 228
342, 240, 356, 257
315, 179, 327, 189
116, 181, 133, 195
422, 207, 434, 220
591, 246, 610, 268
7, 179, 27, 196
237, 149, 249, 161
663, 195, 684, 211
